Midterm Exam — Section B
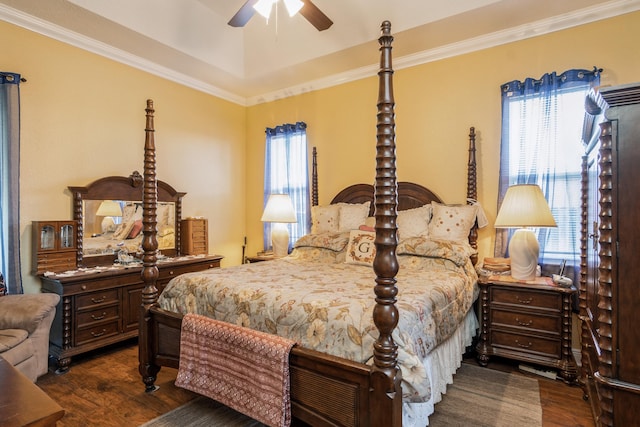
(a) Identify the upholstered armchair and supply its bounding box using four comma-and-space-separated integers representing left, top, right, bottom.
0, 290, 60, 382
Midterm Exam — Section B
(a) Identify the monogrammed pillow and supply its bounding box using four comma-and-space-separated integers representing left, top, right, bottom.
345, 229, 376, 266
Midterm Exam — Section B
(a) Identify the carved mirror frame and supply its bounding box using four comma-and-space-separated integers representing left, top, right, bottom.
68, 171, 185, 267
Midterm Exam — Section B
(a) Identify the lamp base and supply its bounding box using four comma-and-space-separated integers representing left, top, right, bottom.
270, 223, 290, 258
509, 228, 539, 281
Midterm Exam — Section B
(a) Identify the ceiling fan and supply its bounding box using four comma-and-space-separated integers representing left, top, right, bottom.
228, 0, 333, 31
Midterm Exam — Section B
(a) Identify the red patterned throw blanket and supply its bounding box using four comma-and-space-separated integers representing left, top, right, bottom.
175, 313, 296, 427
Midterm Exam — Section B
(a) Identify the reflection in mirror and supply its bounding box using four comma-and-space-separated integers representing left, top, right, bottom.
69, 172, 185, 267
82, 200, 176, 257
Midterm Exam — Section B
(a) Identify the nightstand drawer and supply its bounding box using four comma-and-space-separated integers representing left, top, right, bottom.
75, 320, 120, 346
75, 289, 119, 310
491, 287, 561, 311
491, 330, 561, 359
491, 308, 561, 336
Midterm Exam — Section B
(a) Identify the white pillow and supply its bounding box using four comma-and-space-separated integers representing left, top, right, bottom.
311, 205, 340, 234
397, 205, 431, 240
345, 229, 376, 266
337, 202, 371, 232
428, 201, 477, 243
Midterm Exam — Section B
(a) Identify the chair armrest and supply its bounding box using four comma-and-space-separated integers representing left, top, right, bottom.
0, 294, 60, 334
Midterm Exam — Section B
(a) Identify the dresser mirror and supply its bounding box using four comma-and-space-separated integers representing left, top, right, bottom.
69, 171, 185, 267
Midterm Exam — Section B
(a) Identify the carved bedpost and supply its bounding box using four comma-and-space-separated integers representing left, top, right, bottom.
312, 146, 319, 206
467, 127, 478, 265
371, 20, 402, 426
139, 99, 161, 392
72, 190, 84, 267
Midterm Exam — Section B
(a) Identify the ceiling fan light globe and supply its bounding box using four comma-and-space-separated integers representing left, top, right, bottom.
283, 0, 304, 17
253, 0, 276, 19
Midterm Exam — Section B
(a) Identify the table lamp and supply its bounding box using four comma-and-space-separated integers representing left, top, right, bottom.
261, 194, 297, 258
494, 184, 557, 280
96, 200, 122, 233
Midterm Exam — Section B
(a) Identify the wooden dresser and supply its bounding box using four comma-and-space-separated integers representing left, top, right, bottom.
40, 254, 222, 372
580, 83, 640, 426
475, 276, 577, 384
181, 218, 208, 255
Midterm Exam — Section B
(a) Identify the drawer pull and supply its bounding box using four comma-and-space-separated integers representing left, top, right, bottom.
91, 329, 107, 338
169, 270, 174, 275
515, 339, 532, 348
515, 317, 533, 326
91, 312, 107, 321
516, 296, 533, 305
91, 296, 107, 304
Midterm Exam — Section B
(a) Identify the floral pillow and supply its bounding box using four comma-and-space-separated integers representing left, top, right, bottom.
428, 202, 477, 243
311, 205, 340, 234
337, 202, 371, 232
345, 229, 376, 266
294, 231, 350, 252
397, 204, 431, 240
397, 236, 476, 266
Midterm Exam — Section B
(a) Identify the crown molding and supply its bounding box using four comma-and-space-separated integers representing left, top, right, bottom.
248, 0, 640, 106
0, 3, 245, 105
2, 0, 639, 107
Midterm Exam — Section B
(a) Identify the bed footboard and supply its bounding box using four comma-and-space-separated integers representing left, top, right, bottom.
140, 306, 375, 427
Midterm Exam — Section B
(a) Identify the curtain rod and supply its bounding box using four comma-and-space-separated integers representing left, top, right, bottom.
0, 72, 27, 83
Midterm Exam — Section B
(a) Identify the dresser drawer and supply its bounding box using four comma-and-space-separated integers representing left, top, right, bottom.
75, 289, 119, 310
75, 320, 120, 346
190, 241, 207, 251
158, 261, 218, 282
76, 305, 119, 327
491, 330, 561, 359
491, 308, 560, 336
188, 222, 207, 233
37, 252, 76, 273
491, 287, 561, 311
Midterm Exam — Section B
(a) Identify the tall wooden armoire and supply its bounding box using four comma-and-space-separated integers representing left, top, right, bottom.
580, 83, 640, 426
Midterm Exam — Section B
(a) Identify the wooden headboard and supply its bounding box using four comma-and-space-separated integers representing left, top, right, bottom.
331, 182, 443, 214
312, 126, 479, 258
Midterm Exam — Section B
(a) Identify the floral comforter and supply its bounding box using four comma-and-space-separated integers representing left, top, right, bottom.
158, 232, 478, 402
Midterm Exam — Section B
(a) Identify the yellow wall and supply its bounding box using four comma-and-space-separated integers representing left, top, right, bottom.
1, 20, 246, 293
246, 11, 640, 260
2, 11, 639, 294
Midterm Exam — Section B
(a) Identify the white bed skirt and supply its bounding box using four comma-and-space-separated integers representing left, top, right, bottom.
402, 308, 479, 427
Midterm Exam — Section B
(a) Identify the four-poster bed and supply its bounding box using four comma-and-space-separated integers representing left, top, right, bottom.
139, 21, 480, 427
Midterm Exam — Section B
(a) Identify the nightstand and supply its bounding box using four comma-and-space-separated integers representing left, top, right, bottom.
475, 275, 578, 384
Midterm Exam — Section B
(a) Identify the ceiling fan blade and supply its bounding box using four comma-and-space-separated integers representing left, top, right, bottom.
228, 0, 259, 27
299, 0, 333, 31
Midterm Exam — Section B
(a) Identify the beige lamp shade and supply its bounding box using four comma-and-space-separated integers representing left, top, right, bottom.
261, 194, 297, 223
261, 194, 297, 258
494, 184, 556, 281
494, 184, 557, 228
96, 200, 123, 218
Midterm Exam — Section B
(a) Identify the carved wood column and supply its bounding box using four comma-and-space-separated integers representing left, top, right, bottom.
138, 99, 161, 391
370, 20, 402, 427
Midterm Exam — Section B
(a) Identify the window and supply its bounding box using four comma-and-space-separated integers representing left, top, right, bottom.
497, 69, 600, 274
263, 122, 310, 251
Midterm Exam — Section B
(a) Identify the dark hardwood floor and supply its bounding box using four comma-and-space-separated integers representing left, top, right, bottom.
35, 340, 594, 426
